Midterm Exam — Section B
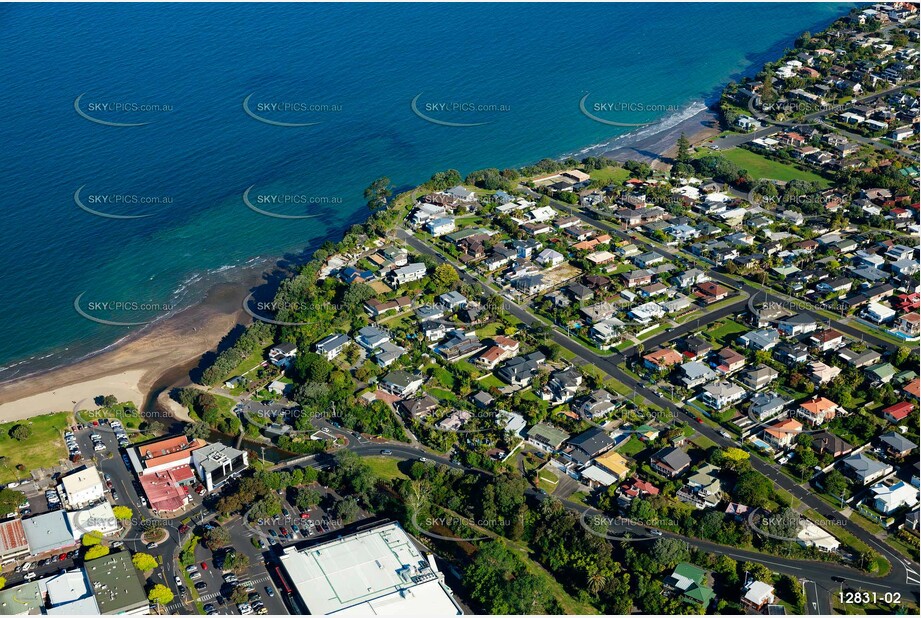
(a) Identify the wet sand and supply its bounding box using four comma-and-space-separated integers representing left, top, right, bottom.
0, 280, 254, 422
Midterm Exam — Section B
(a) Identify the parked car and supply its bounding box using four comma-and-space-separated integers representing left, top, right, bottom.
194, 582, 208, 591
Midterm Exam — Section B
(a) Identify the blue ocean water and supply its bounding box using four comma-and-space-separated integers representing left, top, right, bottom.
0, 2, 854, 380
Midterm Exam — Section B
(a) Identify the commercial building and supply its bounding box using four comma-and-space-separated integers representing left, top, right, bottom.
191, 442, 248, 492
278, 522, 462, 615
0, 518, 29, 561
58, 466, 105, 509
83, 551, 149, 615
22, 511, 77, 556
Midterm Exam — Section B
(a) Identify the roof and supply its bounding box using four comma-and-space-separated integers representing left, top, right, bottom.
800, 397, 837, 414
652, 446, 691, 472
765, 419, 803, 441
643, 348, 683, 367
882, 401, 913, 420
879, 431, 917, 452
842, 453, 890, 478
567, 427, 614, 456
381, 370, 420, 389
83, 551, 148, 614
0, 581, 43, 615
0, 518, 28, 556
139, 465, 194, 512
60, 466, 103, 498
278, 522, 460, 615
22, 511, 75, 555
527, 423, 570, 448
191, 442, 246, 475
595, 451, 631, 478
581, 464, 620, 486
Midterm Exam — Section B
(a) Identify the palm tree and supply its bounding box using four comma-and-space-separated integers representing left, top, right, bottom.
587, 571, 607, 595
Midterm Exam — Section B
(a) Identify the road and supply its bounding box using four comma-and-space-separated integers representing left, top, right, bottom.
397, 218, 920, 605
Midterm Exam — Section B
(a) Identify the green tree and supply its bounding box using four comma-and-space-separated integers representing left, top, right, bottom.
203, 526, 231, 550
293, 487, 321, 511
81, 531, 103, 547
102, 395, 118, 407
9, 424, 31, 441
85, 545, 110, 560
112, 505, 133, 521
229, 585, 250, 605
147, 584, 174, 606
650, 537, 690, 569
223, 550, 250, 572
0, 488, 26, 516
824, 470, 849, 500
333, 497, 360, 524
364, 177, 392, 212
675, 133, 691, 164
432, 263, 459, 290
132, 552, 158, 572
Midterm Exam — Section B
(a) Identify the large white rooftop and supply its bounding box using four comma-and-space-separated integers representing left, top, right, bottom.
279, 522, 461, 615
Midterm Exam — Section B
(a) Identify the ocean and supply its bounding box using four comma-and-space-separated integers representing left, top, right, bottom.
0, 2, 855, 381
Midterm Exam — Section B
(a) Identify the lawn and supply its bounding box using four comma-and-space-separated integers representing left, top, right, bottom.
712, 147, 831, 187
362, 456, 409, 481
0, 412, 73, 484
477, 374, 505, 390
588, 166, 630, 186
618, 435, 646, 458
707, 319, 749, 346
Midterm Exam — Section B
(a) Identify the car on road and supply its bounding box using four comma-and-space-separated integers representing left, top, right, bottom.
265, 586, 275, 597
194, 582, 208, 591
203, 604, 215, 613
110, 490, 120, 501
175, 576, 183, 587
178, 524, 190, 534
418, 457, 428, 462
23, 572, 37, 581
719, 430, 731, 439
380, 449, 392, 455
200, 561, 208, 570
146, 541, 159, 549
646, 528, 663, 536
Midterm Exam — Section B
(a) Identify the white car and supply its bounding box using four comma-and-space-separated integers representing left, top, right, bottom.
23, 572, 37, 581
175, 576, 183, 587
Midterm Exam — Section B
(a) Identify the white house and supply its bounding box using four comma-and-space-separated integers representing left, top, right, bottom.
389, 263, 427, 285
535, 248, 564, 268
58, 465, 105, 509
314, 334, 351, 360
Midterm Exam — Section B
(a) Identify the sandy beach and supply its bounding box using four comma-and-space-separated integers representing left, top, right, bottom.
602, 104, 723, 170
0, 280, 254, 423
0, 106, 722, 427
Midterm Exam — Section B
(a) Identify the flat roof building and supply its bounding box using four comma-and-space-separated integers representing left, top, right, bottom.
279, 521, 461, 615
22, 511, 77, 556
59, 465, 105, 509
83, 551, 149, 615
191, 442, 248, 492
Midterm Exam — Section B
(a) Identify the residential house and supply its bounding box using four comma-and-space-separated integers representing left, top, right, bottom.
679, 361, 717, 389
565, 427, 615, 466
535, 248, 564, 268
809, 329, 846, 353
796, 397, 839, 426
865, 362, 897, 385
694, 282, 730, 305
763, 419, 803, 449
811, 431, 854, 458
496, 351, 545, 386
268, 342, 298, 368
575, 389, 618, 419
398, 395, 439, 420
739, 364, 779, 391
617, 477, 660, 509
526, 423, 570, 452
879, 432, 918, 459
355, 325, 390, 351
643, 348, 684, 371
774, 342, 809, 366
622, 269, 654, 288
379, 370, 424, 397
715, 347, 747, 375
841, 453, 893, 485
738, 329, 780, 351
809, 361, 842, 385
700, 381, 747, 409
742, 581, 776, 611
776, 314, 818, 336
589, 318, 624, 349
882, 401, 913, 424
678, 464, 723, 509
314, 334, 351, 361
541, 367, 583, 404
870, 481, 919, 516
838, 347, 882, 368
749, 391, 789, 421
679, 335, 713, 359
665, 563, 715, 608
388, 263, 427, 286
651, 446, 692, 478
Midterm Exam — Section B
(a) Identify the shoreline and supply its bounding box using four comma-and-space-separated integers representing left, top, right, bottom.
0, 279, 256, 421
0, 104, 721, 424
